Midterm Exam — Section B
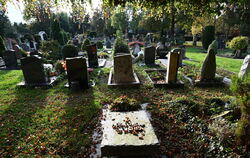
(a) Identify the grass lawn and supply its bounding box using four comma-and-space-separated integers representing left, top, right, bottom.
0, 56, 246, 157
184, 47, 243, 74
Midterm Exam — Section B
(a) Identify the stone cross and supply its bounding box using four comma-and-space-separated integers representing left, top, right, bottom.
86, 44, 99, 68
238, 55, 250, 79
20, 56, 47, 84
114, 54, 135, 83
166, 51, 180, 83
66, 57, 89, 89
2, 50, 18, 68
144, 46, 156, 65
200, 47, 216, 81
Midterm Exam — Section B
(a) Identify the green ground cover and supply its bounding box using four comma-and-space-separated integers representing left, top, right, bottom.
184, 47, 243, 74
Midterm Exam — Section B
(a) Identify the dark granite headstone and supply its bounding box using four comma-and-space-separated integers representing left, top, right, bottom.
2, 50, 18, 68
144, 46, 156, 65
86, 44, 99, 68
20, 56, 47, 84
200, 48, 216, 81
66, 57, 89, 89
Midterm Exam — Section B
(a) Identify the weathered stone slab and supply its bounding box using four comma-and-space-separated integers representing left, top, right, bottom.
238, 55, 250, 79
144, 46, 156, 65
101, 111, 159, 157
86, 44, 99, 68
166, 52, 179, 83
200, 47, 216, 81
66, 57, 89, 90
114, 54, 135, 83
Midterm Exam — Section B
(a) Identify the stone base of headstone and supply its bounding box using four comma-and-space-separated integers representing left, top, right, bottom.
17, 76, 58, 87
101, 111, 160, 157
194, 79, 225, 87
87, 59, 106, 68
107, 69, 140, 88
145, 69, 184, 88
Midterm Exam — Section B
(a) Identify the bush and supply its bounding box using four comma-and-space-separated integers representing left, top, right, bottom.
110, 96, 140, 112
81, 38, 91, 51
0, 36, 6, 57
62, 44, 78, 59
230, 74, 250, 145
113, 38, 130, 56
96, 41, 103, 49
229, 36, 248, 51
202, 25, 215, 50
40, 40, 61, 61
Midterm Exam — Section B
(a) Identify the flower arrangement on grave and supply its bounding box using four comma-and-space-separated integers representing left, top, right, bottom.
98, 52, 109, 59
54, 60, 66, 73
109, 96, 140, 112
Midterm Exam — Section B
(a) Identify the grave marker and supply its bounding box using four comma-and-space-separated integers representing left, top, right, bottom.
2, 50, 18, 68
239, 55, 250, 79
86, 44, 99, 68
144, 46, 156, 65
20, 56, 47, 84
66, 57, 89, 90
166, 51, 180, 83
113, 54, 135, 83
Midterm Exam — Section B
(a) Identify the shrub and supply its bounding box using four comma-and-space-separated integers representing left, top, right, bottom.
40, 40, 61, 61
113, 38, 130, 56
202, 25, 215, 50
81, 38, 91, 51
96, 41, 103, 49
62, 44, 78, 59
0, 36, 6, 57
230, 74, 250, 145
110, 96, 140, 112
229, 36, 248, 51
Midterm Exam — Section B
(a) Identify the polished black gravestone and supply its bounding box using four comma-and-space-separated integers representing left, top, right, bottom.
65, 57, 89, 90
1, 50, 18, 69
17, 56, 57, 87
144, 46, 156, 65
86, 44, 99, 68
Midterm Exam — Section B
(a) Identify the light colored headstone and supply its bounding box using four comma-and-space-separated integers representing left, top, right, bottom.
166, 52, 180, 83
171, 48, 183, 67
238, 55, 250, 79
101, 111, 159, 156
133, 44, 141, 56
114, 54, 135, 83
39, 31, 46, 41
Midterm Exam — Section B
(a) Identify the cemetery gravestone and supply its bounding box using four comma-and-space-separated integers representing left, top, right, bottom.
166, 51, 180, 83
114, 54, 135, 83
238, 55, 250, 79
86, 44, 99, 68
144, 46, 156, 65
133, 44, 141, 56
66, 57, 89, 90
171, 48, 184, 67
20, 56, 47, 84
20, 43, 30, 52
2, 50, 18, 68
200, 48, 216, 81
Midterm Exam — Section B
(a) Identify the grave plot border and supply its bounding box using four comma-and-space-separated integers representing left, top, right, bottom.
107, 69, 141, 88
145, 69, 184, 88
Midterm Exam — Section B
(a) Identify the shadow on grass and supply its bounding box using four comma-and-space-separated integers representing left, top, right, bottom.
0, 87, 49, 157
56, 88, 100, 157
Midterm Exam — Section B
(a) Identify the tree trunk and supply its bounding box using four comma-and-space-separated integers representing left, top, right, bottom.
192, 34, 197, 46
170, 2, 176, 40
